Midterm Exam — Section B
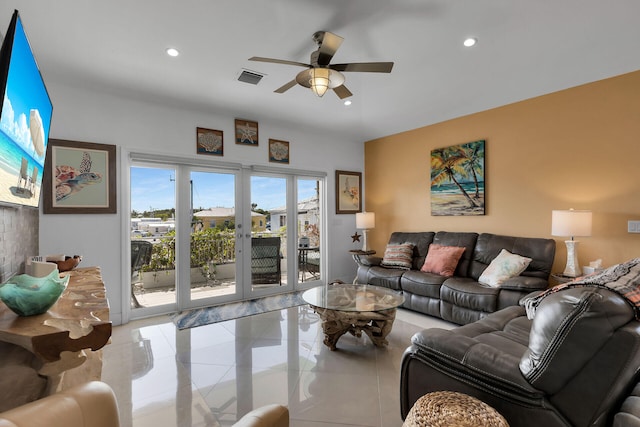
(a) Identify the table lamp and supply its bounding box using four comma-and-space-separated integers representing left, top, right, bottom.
355, 211, 375, 252
551, 209, 592, 277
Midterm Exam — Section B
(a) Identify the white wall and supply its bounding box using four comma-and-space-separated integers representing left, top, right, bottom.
39, 81, 364, 325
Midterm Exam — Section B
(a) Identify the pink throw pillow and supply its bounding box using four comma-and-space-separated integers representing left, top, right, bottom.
420, 244, 466, 277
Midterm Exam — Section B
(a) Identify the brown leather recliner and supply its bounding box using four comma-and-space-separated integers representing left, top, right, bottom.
400, 287, 640, 427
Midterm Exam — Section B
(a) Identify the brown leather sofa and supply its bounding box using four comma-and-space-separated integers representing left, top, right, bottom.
0, 381, 289, 427
355, 231, 556, 324
400, 287, 640, 427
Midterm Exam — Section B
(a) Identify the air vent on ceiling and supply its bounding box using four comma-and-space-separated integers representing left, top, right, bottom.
238, 69, 264, 85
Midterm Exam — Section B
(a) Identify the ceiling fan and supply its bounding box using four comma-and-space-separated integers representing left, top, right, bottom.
249, 31, 394, 99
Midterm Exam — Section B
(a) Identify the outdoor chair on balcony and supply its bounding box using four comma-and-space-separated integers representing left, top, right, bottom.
298, 246, 320, 282
251, 237, 282, 285
131, 240, 153, 308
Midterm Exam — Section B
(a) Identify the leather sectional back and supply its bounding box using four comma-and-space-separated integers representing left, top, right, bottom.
469, 233, 556, 280
388, 232, 435, 270
518, 287, 639, 426
432, 231, 479, 277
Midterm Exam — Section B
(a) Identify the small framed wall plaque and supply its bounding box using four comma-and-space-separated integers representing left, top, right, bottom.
268, 139, 289, 164
335, 170, 362, 214
196, 127, 223, 156
235, 119, 259, 146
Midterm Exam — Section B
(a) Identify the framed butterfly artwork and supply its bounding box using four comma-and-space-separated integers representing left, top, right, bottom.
43, 139, 117, 214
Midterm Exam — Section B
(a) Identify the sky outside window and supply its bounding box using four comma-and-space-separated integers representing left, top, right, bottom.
131, 167, 318, 213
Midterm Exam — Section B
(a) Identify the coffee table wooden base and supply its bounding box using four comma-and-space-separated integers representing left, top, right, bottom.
310, 305, 397, 350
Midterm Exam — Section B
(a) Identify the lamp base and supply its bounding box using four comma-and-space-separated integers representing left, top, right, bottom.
563, 240, 582, 278
361, 229, 370, 252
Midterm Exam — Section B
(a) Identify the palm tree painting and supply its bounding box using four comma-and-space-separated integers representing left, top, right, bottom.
430, 140, 485, 216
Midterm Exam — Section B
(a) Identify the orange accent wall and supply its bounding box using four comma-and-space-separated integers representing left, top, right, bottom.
364, 70, 640, 272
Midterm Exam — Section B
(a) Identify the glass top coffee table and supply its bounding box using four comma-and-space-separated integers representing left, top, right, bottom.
302, 283, 404, 350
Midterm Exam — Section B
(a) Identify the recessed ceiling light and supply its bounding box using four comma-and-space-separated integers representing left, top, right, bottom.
166, 48, 180, 57
463, 38, 477, 47
344, 100, 352, 106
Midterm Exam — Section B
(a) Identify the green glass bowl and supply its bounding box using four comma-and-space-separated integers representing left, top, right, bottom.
0, 269, 69, 316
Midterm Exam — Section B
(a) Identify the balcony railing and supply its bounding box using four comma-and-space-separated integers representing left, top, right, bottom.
138, 229, 282, 273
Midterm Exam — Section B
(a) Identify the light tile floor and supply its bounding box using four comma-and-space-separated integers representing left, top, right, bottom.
102, 306, 455, 427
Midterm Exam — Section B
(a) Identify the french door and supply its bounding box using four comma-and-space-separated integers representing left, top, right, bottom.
128, 158, 324, 318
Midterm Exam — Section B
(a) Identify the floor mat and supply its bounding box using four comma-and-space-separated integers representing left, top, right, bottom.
170, 291, 306, 329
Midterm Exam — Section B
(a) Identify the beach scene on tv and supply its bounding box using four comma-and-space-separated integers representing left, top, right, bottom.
0, 15, 53, 208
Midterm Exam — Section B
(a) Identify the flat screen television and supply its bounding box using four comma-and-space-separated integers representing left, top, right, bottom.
0, 10, 52, 208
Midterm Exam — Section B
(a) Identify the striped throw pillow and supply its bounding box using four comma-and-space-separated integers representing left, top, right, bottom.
380, 243, 414, 270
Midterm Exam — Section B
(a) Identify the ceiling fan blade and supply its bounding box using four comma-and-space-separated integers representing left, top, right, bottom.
330, 62, 394, 73
249, 56, 311, 68
274, 79, 298, 94
333, 85, 353, 100
316, 31, 344, 66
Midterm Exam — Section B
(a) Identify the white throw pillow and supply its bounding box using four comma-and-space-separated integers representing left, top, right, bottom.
479, 249, 532, 287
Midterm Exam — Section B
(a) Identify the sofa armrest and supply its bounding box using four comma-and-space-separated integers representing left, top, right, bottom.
234, 404, 289, 427
354, 255, 382, 267
0, 381, 119, 427
499, 276, 549, 292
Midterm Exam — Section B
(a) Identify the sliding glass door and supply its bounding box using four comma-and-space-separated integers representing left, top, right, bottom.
249, 175, 287, 291
188, 170, 238, 305
297, 178, 322, 283
248, 174, 324, 291
129, 163, 242, 316
130, 165, 177, 312
129, 158, 325, 318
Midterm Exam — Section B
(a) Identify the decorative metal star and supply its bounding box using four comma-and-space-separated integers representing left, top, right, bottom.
351, 231, 361, 242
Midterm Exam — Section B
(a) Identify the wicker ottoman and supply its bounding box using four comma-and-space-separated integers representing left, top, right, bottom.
403, 391, 509, 427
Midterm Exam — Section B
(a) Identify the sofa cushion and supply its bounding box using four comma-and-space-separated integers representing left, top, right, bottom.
479, 249, 532, 287
409, 305, 538, 395
469, 233, 555, 281
401, 270, 447, 298
441, 278, 500, 313
366, 266, 405, 290
380, 243, 414, 270
420, 244, 466, 277
519, 287, 634, 394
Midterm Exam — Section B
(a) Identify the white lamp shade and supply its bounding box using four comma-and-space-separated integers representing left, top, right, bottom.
551, 209, 592, 238
356, 212, 375, 230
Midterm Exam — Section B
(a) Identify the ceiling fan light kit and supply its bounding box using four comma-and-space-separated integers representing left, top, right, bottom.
297, 68, 345, 98
249, 31, 393, 100
310, 69, 330, 97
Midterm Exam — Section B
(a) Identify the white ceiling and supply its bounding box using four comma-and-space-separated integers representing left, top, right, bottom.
3, 1, 640, 142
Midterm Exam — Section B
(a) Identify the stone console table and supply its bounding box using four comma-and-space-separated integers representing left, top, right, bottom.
0, 266, 111, 411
